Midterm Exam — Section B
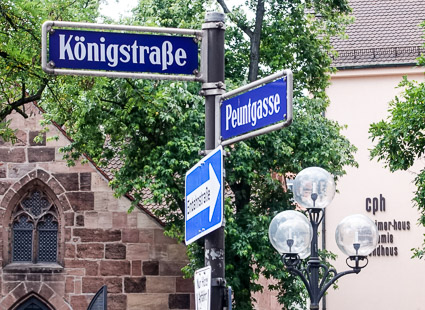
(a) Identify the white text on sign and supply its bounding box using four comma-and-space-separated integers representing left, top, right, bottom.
59, 34, 188, 70
225, 94, 281, 130
195, 266, 211, 310
186, 164, 220, 222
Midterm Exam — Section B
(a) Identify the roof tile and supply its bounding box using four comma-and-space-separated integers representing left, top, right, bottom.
332, 0, 425, 67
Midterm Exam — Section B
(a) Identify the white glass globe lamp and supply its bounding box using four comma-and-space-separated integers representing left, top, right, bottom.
269, 210, 313, 255
335, 214, 378, 257
298, 244, 311, 260
293, 167, 336, 209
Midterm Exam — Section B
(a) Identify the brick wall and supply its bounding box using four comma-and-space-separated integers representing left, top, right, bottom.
0, 104, 194, 310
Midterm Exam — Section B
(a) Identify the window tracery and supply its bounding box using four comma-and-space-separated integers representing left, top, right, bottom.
11, 190, 59, 263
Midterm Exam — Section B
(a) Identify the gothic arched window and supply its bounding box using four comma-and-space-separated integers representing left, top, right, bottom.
11, 190, 59, 263
15, 296, 52, 310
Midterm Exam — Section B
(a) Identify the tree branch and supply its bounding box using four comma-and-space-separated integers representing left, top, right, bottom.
100, 98, 125, 107
14, 107, 28, 119
125, 79, 146, 98
0, 49, 41, 79
0, 80, 48, 121
217, 0, 253, 39
248, 0, 265, 82
0, 5, 39, 42
22, 82, 26, 101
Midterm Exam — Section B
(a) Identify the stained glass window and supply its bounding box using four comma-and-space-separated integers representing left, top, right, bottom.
11, 190, 59, 264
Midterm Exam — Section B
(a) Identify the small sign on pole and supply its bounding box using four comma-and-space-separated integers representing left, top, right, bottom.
195, 266, 212, 310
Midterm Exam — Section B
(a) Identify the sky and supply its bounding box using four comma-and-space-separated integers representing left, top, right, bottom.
99, 0, 139, 20
99, 0, 247, 21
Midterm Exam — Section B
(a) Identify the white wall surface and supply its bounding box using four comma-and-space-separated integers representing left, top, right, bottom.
325, 66, 425, 310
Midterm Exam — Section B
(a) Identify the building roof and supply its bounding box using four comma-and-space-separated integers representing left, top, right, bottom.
331, 0, 425, 68
34, 103, 166, 226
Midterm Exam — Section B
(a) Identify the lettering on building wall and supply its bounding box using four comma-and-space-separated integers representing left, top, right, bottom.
365, 194, 386, 215
365, 194, 410, 257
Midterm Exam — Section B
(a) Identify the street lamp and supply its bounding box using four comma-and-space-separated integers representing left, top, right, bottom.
269, 167, 378, 310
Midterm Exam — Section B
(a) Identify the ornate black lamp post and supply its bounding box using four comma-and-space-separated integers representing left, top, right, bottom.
269, 167, 378, 310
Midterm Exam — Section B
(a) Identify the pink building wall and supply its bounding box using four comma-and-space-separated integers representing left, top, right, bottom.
325, 66, 425, 310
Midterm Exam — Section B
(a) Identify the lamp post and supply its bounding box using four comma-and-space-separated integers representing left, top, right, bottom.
269, 167, 378, 310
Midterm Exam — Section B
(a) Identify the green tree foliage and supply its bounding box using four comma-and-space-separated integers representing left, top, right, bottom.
0, 0, 100, 140
369, 29, 425, 258
2, 1, 357, 309
135, 0, 352, 91
123, 2, 354, 308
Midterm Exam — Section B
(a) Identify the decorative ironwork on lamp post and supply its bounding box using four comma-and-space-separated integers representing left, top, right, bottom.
269, 167, 378, 310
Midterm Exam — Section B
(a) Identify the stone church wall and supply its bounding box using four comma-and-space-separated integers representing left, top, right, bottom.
0, 104, 193, 310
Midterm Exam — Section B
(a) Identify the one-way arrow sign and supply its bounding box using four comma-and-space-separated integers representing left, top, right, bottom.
185, 146, 223, 245
187, 163, 220, 222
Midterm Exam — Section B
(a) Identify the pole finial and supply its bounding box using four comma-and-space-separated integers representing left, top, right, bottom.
205, 11, 226, 23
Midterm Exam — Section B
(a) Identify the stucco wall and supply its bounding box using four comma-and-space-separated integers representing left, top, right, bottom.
0, 104, 193, 310
325, 66, 425, 310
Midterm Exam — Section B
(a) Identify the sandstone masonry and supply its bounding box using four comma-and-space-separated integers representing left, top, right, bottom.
0, 104, 194, 310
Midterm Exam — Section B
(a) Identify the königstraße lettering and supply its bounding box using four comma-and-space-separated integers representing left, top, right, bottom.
49, 29, 198, 75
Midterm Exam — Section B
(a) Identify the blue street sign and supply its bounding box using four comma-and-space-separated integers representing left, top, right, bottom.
48, 29, 198, 75
220, 75, 292, 142
185, 146, 223, 245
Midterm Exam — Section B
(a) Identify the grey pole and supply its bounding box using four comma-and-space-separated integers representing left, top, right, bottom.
202, 11, 226, 310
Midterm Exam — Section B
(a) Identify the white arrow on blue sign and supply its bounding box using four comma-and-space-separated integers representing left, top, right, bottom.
185, 146, 223, 245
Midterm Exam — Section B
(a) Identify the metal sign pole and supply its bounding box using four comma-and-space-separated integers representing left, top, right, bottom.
201, 11, 226, 310
42, 15, 231, 310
